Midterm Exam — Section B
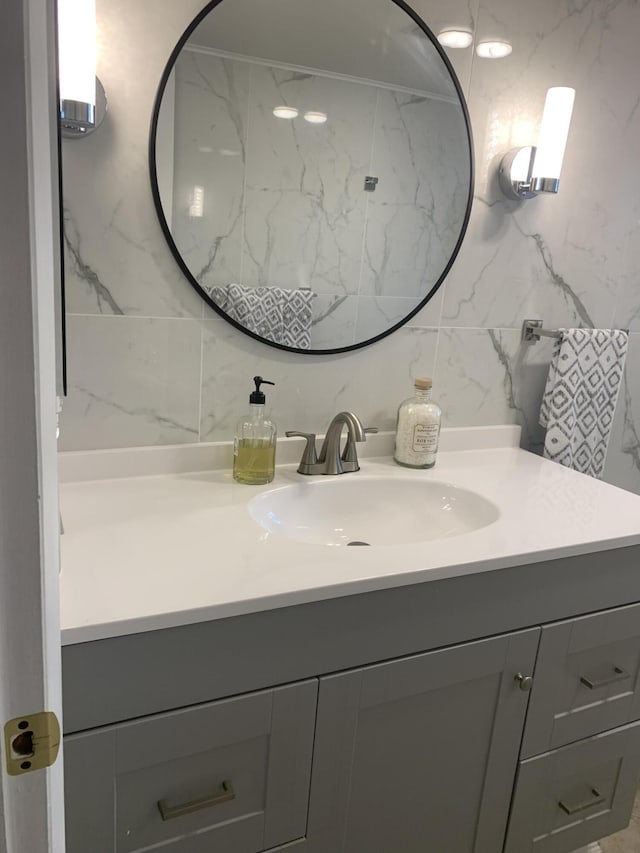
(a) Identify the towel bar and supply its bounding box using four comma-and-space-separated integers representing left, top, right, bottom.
521, 319, 561, 343
521, 319, 629, 345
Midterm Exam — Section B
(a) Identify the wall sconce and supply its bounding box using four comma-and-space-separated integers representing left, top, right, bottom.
58, 0, 107, 138
498, 87, 575, 200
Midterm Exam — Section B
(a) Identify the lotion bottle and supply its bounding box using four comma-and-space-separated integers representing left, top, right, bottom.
393, 377, 441, 468
233, 376, 277, 485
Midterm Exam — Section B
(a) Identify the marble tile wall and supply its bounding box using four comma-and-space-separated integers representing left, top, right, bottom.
61, 0, 640, 496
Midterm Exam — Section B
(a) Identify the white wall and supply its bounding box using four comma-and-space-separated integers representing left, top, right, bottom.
59, 0, 640, 495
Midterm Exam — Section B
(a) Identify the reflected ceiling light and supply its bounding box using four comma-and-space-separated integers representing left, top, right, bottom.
476, 40, 512, 59
189, 186, 204, 218
273, 106, 298, 119
498, 87, 576, 200
437, 29, 473, 49
304, 111, 328, 124
57, 0, 107, 137
219, 148, 241, 157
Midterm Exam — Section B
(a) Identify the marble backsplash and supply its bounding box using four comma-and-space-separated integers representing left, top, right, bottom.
60, 0, 640, 496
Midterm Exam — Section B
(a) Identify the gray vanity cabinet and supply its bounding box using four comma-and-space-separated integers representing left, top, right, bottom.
62, 547, 640, 853
305, 629, 540, 853
63, 680, 317, 853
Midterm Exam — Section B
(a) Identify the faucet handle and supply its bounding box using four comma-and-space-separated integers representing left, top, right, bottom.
364, 427, 379, 435
285, 431, 318, 469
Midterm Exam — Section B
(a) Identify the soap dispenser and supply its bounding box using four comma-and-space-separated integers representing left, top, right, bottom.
233, 376, 277, 485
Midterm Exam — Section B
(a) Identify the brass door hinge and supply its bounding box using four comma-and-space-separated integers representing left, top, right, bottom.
3, 711, 61, 775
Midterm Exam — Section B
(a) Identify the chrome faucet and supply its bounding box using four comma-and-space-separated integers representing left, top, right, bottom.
286, 412, 375, 475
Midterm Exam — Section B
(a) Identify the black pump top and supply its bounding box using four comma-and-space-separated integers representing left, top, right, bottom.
250, 375, 275, 404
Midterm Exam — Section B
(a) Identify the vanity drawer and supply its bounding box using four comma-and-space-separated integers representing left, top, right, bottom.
504, 719, 640, 853
522, 602, 640, 758
64, 679, 317, 853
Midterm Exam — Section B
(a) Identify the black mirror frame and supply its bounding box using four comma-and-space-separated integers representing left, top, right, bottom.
149, 0, 475, 355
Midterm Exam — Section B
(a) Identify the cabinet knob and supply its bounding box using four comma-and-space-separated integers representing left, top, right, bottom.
514, 672, 533, 692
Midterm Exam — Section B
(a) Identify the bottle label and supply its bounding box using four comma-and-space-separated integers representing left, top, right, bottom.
413, 423, 439, 453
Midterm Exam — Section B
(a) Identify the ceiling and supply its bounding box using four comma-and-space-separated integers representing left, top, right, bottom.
187, 0, 459, 98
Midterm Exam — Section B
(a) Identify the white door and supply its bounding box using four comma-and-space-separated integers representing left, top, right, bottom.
0, 0, 65, 850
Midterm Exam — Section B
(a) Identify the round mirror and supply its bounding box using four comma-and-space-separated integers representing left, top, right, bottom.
150, 0, 473, 353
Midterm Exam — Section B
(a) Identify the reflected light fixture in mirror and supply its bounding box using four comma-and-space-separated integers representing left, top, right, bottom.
437, 29, 473, 49
475, 40, 512, 58
304, 111, 328, 124
189, 186, 205, 218
499, 86, 575, 200
57, 0, 107, 137
273, 105, 299, 119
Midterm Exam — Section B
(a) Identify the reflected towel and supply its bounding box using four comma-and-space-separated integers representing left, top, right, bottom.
539, 328, 628, 478
208, 283, 314, 349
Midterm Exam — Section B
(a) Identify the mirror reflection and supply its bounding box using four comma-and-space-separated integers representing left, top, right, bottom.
152, 0, 473, 352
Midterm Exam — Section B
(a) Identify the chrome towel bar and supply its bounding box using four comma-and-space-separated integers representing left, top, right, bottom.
522, 319, 561, 343
521, 319, 628, 345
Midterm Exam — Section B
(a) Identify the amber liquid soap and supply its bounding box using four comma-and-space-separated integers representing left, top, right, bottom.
233, 439, 276, 485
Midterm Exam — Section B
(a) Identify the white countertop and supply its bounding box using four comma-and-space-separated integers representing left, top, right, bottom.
59, 428, 640, 645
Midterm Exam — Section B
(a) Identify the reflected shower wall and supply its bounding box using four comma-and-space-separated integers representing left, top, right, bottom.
164, 48, 467, 346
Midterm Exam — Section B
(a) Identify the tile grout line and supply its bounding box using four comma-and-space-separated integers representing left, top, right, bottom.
65, 314, 640, 338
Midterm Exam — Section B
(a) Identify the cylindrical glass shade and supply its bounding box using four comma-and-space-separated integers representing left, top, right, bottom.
531, 87, 575, 182
57, 0, 96, 108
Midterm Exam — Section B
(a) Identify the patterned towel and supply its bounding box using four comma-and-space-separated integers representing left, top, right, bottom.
539, 328, 628, 478
208, 283, 314, 349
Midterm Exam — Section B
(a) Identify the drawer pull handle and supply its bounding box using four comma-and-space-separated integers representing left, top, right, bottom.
157, 780, 235, 821
580, 666, 630, 690
558, 787, 605, 816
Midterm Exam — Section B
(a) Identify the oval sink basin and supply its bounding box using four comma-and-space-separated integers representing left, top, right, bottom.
248, 476, 499, 546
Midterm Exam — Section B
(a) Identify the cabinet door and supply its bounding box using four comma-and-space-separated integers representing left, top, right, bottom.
522, 602, 640, 758
64, 680, 317, 853
307, 629, 539, 853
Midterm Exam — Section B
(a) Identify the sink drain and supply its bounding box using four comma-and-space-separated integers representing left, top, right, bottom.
347, 540, 370, 546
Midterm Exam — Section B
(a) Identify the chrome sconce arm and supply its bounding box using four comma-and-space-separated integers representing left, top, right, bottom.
498, 87, 575, 201
60, 77, 107, 138
498, 146, 560, 200
57, 0, 107, 138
